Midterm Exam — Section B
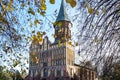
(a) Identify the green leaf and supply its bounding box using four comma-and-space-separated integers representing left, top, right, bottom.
0, 54, 2, 58
21, 27, 24, 31
32, 30, 35, 33
28, 7, 35, 15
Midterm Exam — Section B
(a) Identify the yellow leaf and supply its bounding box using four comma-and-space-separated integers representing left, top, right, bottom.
52, 22, 56, 25
70, 0, 76, 8
37, 34, 42, 38
40, 0, 46, 4
21, 3, 26, 7
9, 6, 14, 11
52, 34, 57, 38
37, 32, 43, 42
68, 41, 72, 45
37, 31, 42, 36
75, 42, 78, 46
31, 51, 35, 56
0, 0, 2, 2
58, 29, 62, 32
30, 22, 32, 27
7, 0, 13, 7
1, 4, 6, 10
42, 32, 46, 35
0, 25, 3, 30
66, 0, 72, 3
0, 16, 7, 23
61, 37, 65, 41
7, 0, 14, 12
35, 57, 39, 64
58, 40, 61, 46
50, 0, 55, 4
57, 22, 62, 27
88, 7, 94, 14
40, 11, 46, 16
28, 7, 35, 15
34, 19, 40, 26
66, 35, 71, 39
32, 35, 36, 41
38, 37, 43, 42
41, 4, 46, 10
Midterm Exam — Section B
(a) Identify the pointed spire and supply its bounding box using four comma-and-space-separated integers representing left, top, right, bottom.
56, 0, 70, 22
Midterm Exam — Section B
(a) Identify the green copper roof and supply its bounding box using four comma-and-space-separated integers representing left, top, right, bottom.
56, 0, 70, 22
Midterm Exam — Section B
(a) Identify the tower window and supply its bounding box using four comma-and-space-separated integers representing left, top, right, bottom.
57, 69, 61, 76
43, 62, 47, 67
43, 68, 48, 77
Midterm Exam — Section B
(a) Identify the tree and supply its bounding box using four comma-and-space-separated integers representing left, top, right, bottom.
0, 66, 12, 80
101, 60, 120, 80
0, 0, 77, 72
71, 0, 120, 77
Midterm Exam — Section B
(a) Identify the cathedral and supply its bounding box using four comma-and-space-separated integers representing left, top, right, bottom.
28, 0, 97, 80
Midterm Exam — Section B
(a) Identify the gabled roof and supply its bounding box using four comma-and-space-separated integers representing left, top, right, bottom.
56, 0, 70, 22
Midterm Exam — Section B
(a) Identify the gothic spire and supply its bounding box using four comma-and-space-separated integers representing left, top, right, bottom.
56, 0, 70, 22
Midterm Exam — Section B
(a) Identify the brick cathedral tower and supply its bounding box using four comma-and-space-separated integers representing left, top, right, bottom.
54, 0, 72, 43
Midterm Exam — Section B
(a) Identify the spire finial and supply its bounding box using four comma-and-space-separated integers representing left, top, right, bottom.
56, 0, 70, 22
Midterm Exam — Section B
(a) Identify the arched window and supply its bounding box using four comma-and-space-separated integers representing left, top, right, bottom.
43, 68, 48, 77
57, 69, 61, 76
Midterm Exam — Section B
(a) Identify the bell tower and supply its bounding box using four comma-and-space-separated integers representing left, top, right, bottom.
54, 0, 72, 43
